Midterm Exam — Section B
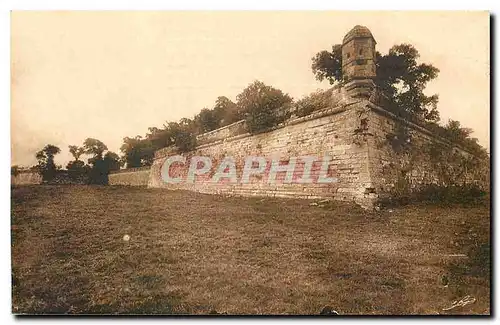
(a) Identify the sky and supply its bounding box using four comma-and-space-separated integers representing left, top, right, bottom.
11, 11, 490, 167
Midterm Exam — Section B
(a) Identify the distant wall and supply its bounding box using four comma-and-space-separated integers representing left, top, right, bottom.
109, 167, 151, 186
11, 171, 42, 185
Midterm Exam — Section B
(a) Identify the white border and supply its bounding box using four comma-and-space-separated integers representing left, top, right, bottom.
2, 1, 496, 324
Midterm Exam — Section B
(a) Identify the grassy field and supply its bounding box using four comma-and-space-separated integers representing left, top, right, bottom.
11, 185, 490, 315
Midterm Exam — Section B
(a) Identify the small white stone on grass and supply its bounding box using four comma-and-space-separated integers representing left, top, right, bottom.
123, 234, 130, 241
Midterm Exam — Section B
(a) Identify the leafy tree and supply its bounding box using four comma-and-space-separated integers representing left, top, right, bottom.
11, 165, 20, 177
124, 117, 198, 166
213, 96, 241, 126
80, 138, 118, 184
35, 144, 61, 182
174, 128, 197, 153
160, 120, 197, 153
311, 45, 343, 84
83, 138, 108, 159
88, 158, 108, 185
104, 151, 122, 172
66, 160, 87, 172
68, 145, 85, 161
294, 89, 334, 117
440, 120, 488, 158
236, 80, 293, 134
164, 119, 198, 152
192, 97, 242, 134
146, 126, 174, 150
195, 108, 220, 133
312, 43, 440, 123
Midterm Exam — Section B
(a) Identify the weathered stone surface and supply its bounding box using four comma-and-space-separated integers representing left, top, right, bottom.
117, 25, 487, 209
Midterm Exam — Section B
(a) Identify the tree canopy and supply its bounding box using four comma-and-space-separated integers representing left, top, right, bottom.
236, 80, 293, 134
312, 43, 440, 123
83, 138, 108, 158
35, 144, 61, 182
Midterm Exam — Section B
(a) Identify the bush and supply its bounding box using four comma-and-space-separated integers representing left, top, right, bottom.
237, 81, 293, 134
294, 89, 333, 117
11, 166, 20, 177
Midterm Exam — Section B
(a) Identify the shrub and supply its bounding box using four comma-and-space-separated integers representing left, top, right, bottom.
294, 89, 333, 117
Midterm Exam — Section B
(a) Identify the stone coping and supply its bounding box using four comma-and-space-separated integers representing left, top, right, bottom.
367, 102, 476, 156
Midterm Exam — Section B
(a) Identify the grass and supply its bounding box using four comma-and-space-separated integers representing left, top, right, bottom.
11, 185, 490, 315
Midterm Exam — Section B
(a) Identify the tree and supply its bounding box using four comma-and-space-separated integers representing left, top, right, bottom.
192, 97, 242, 134
68, 145, 85, 161
67, 145, 88, 173
120, 136, 156, 168
160, 120, 197, 153
35, 144, 61, 182
146, 127, 174, 149
83, 138, 108, 159
81, 138, 117, 184
123, 117, 198, 166
294, 89, 334, 117
11, 165, 20, 177
164, 120, 198, 152
311, 43, 440, 123
311, 45, 343, 84
174, 127, 197, 152
66, 160, 87, 172
440, 119, 488, 158
236, 80, 293, 134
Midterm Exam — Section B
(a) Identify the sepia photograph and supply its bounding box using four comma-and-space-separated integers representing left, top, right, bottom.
10, 10, 490, 316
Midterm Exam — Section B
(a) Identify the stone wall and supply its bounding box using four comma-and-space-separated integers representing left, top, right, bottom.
109, 167, 151, 186
149, 100, 380, 208
146, 25, 488, 208
364, 103, 488, 197
11, 171, 42, 185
